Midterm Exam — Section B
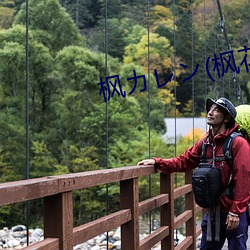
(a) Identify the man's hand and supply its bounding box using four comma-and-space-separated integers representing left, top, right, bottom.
226, 213, 240, 230
137, 159, 155, 166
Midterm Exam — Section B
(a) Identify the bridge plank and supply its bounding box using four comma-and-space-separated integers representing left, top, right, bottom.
174, 210, 192, 229
140, 226, 169, 250
0, 165, 156, 206
175, 236, 193, 250
174, 184, 192, 199
139, 194, 169, 215
0, 177, 59, 206
57, 165, 156, 192
22, 238, 59, 250
73, 209, 131, 245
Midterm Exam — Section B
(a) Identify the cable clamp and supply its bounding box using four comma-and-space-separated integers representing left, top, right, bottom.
220, 15, 225, 32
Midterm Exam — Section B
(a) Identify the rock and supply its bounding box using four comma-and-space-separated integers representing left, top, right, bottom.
87, 238, 94, 245
113, 240, 121, 249
73, 243, 87, 249
100, 240, 108, 246
7, 239, 20, 247
91, 245, 101, 250
20, 237, 27, 245
0, 230, 8, 238
12, 231, 25, 238
0, 224, 187, 249
107, 231, 114, 237
108, 236, 116, 243
15, 245, 23, 249
30, 228, 43, 238
113, 227, 120, 240
95, 234, 106, 243
11, 226, 26, 232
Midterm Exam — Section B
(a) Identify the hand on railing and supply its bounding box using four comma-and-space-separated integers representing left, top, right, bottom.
137, 159, 155, 166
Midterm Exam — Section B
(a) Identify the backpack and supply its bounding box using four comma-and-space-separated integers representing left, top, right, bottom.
235, 105, 250, 142
192, 131, 241, 208
192, 161, 221, 208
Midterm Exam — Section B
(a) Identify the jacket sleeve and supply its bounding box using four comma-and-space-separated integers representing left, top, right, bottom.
229, 136, 250, 215
153, 139, 203, 174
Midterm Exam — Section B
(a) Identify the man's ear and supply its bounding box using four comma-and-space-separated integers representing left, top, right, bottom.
224, 114, 232, 123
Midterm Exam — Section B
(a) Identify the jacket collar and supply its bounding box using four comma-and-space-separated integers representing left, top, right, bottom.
206, 124, 239, 143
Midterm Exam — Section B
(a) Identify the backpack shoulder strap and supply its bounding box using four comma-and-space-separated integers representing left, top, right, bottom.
223, 132, 242, 169
200, 141, 208, 163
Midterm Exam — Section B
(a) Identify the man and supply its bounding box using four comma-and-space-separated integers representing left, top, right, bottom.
138, 97, 250, 250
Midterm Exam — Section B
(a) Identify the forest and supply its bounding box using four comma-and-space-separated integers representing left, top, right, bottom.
0, 0, 249, 228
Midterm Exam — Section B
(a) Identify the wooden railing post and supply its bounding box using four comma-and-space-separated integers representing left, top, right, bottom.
44, 192, 73, 250
120, 178, 139, 250
160, 173, 174, 250
185, 171, 196, 250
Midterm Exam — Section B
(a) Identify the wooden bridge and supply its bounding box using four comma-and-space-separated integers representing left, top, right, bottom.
0, 165, 204, 250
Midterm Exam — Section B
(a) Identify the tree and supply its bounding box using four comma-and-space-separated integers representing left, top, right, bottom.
0, 6, 15, 29
87, 17, 135, 60
149, 5, 174, 33
14, 0, 84, 52
61, 0, 101, 29
119, 62, 167, 132
0, 25, 57, 132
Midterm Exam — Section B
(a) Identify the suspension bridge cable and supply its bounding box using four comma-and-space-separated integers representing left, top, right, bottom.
173, 0, 179, 245
192, 0, 195, 144
213, 0, 217, 94
173, 0, 177, 159
216, 0, 230, 50
228, 66, 231, 100
25, 0, 30, 245
147, 0, 152, 234
204, 0, 207, 98
104, 0, 109, 248
215, 0, 241, 103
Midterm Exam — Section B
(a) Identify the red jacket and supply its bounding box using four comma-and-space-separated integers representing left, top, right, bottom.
154, 124, 250, 216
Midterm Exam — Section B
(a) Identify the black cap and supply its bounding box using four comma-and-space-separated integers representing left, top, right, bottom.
206, 97, 237, 119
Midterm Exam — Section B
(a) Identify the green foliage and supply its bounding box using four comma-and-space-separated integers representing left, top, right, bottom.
61, 0, 101, 29
30, 141, 56, 177
0, 7, 15, 29
0, 112, 26, 180
14, 0, 84, 52
87, 17, 139, 60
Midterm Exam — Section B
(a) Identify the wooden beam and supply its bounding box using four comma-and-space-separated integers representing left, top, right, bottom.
160, 173, 174, 250
0, 165, 156, 206
44, 192, 73, 250
139, 194, 169, 216
22, 238, 59, 250
73, 209, 131, 245
120, 178, 140, 250
175, 236, 193, 250
174, 210, 192, 229
174, 184, 192, 199
58, 165, 156, 192
185, 171, 196, 250
139, 226, 169, 250
0, 177, 59, 206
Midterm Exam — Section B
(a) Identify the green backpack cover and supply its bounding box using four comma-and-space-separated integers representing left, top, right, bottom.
235, 105, 250, 140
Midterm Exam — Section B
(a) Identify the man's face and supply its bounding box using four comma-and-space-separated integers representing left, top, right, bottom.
207, 104, 226, 127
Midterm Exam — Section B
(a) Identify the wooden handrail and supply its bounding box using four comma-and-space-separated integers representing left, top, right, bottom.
0, 165, 203, 250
